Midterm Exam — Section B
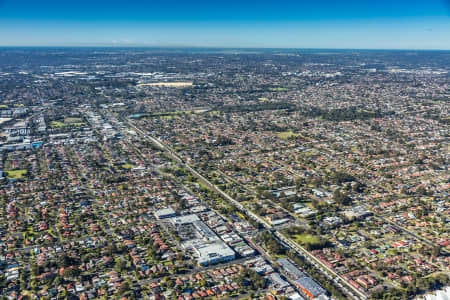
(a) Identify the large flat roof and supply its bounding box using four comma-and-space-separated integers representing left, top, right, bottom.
296, 277, 326, 297
277, 258, 306, 280
195, 242, 235, 265
154, 207, 176, 218
169, 214, 200, 225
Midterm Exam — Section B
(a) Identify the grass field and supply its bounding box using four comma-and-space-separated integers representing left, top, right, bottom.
6, 169, 27, 179
51, 119, 86, 128
50, 121, 65, 127
121, 164, 134, 169
293, 233, 321, 245
276, 131, 299, 139
207, 110, 220, 115
269, 87, 289, 92
64, 117, 83, 123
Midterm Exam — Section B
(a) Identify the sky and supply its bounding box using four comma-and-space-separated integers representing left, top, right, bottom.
1, 0, 450, 49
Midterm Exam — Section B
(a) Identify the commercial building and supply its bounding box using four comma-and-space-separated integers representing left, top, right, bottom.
295, 277, 326, 299
277, 258, 307, 280
154, 207, 176, 219
170, 214, 235, 266
169, 214, 200, 225
195, 243, 235, 266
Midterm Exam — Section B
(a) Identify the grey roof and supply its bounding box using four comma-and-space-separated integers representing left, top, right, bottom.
154, 207, 176, 218
267, 272, 290, 289
277, 258, 306, 280
193, 220, 219, 241
169, 214, 200, 225
296, 277, 326, 297
195, 242, 235, 265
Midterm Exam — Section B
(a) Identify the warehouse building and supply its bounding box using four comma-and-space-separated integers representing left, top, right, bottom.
295, 277, 326, 299
195, 243, 235, 266
154, 207, 176, 219
170, 214, 235, 266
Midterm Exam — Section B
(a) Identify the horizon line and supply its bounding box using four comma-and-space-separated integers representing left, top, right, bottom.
0, 45, 450, 51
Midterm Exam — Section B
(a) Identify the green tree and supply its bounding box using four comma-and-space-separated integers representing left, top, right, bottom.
62, 267, 80, 278
117, 282, 130, 295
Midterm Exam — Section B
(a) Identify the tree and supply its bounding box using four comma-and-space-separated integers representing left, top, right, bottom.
107, 243, 118, 256
237, 269, 266, 291
333, 189, 351, 205
257, 231, 285, 255
57, 254, 76, 268
62, 267, 80, 278
431, 245, 441, 257
166, 279, 175, 289
115, 259, 127, 272
31, 264, 39, 277
330, 171, 355, 185
416, 186, 427, 195
117, 282, 130, 295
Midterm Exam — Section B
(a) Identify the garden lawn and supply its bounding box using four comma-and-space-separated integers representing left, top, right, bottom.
293, 234, 321, 245
6, 169, 27, 179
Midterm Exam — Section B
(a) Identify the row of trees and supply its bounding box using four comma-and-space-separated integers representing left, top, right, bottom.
217, 102, 295, 113
235, 269, 266, 291
256, 231, 286, 255
306, 106, 392, 122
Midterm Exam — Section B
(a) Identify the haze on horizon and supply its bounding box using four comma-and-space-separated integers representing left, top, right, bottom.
1, 0, 450, 49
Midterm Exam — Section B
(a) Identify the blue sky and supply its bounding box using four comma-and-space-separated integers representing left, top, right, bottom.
1, 0, 449, 49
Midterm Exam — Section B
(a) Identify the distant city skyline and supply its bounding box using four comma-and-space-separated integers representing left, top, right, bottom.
1, 0, 450, 49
